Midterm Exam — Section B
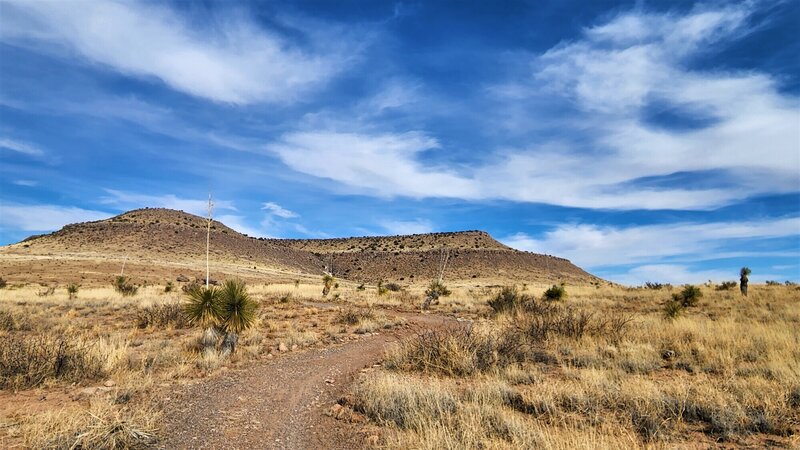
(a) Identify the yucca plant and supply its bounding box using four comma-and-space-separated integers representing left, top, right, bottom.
183, 284, 222, 350
67, 283, 79, 299
322, 274, 335, 297
740, 267, 751, 296
218, 279, 258, 356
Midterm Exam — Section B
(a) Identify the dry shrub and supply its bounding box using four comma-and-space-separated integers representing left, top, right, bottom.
21, 397, 159, 449
0, 309, 32, 331
386, 326, 528, 376
335, 307, 375, 326
0, 333, 108, 389
487, 286, 532, 313
135, 303, 188, 329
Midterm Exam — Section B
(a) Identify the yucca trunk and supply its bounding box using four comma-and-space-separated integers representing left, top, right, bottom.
201, 326, 219, 350
220, 332, 238, 358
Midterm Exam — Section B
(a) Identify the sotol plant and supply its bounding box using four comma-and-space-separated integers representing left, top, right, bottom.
183, 284, 223, 350
67, 283, 79, 299
740, 267, 751, 296
218, 279, 258, 357
322, 274, 335, 297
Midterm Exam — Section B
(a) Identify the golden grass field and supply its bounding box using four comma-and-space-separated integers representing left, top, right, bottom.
0, 279, 798, 449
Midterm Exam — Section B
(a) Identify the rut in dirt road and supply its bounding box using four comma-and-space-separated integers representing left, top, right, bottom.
159, 314, 454, 450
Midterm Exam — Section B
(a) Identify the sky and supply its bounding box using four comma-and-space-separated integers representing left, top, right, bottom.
0, 0, 798, 285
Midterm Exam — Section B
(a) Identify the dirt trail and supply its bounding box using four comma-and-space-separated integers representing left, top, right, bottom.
159, 311, 455, 450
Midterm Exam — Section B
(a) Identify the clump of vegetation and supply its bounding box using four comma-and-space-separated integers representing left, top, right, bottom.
765, 280, 781, 286
0, 334, 109, 389
0, 310, 31, 331
715, 281, 737, 290
67, 283, 80, 299
164, 281, 175, 293
487, 286, 531, 313
672, 284, 702, 307
0, 277, 6, 289
740, 267, 751, 296
322, 274, 335, 297
182, 279, 258, 356
356, 283, 366, 291
113, 275, 138, 297
335, 307, 376, 326
136, 303, 188, 329
423, 280, 451, 309
377, 279, 389, 296
663, 299, 684, 320
644, 281, 664, 289
543, 284, 567, 301
21, 397, 159, 450
37, 286, 56, 297
384, 282, 402, 292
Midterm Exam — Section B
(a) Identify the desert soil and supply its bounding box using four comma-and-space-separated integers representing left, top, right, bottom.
158, 311, 453, 450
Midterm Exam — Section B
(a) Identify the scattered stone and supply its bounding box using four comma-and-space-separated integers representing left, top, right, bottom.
278, 342, 288, 353
291, 344, 299, 351
366, 435, 380, 446
176, 274, 190, 282
103, 379, 116, 387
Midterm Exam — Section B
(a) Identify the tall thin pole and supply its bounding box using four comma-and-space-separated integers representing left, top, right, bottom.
206, 193, 213, 288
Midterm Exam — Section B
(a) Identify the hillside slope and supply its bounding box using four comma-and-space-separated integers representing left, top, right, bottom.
0, 208, 598, 286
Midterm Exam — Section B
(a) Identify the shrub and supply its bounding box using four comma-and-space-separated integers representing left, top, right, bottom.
37, 286, 56, 297
377, 280, 389, 296
0, 310, 24, 331
715, 281, 737, 291
543, 284, 567, 301
674, 285, 702, 307
765, 280, 781, 286
136, 303, 188, 329
663, 299, 684, 320
0, 334, 106, 389
113, 276, 138, 297
423, 280, 451, 309
322, 274, 335, 296
487, 286, 532, 313
0, 277, 6, 289
67, 283, 79, 299
644, 281, 664, 290
164, 281, 175, 293
335, 307, 376, 326
384, 282, 402, 292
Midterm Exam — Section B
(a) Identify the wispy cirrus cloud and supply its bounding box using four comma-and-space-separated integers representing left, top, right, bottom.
0, 203, 111, 232
99, 189, 236, 217
262, 202, 299, 219
268, 2, 798, 211
0, 0, 354, 104
502, 217, 800, 269
0, 137, 44, 157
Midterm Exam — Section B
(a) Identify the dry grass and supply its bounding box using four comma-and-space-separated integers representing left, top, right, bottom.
356, 284, 800, 448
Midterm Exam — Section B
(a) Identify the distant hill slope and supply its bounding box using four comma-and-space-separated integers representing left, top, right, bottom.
270, 232, 595, 285
0, 208, 599, 286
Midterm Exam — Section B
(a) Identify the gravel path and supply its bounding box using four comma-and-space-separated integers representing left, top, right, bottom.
159, 312, 453, 450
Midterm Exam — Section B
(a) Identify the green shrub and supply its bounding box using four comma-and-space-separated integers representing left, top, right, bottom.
113, 276, 138, 297
487, 286, 533, 313
644, 281, 664, 290
377, 280, 389, 296
674, 285, 702, 307
715, 281, 737, 291
663, 300, 684, 320
164, 281, 175, 293
543, 284, 567, 301
67, 283, 79, 299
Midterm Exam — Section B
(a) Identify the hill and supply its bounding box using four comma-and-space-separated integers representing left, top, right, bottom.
0, 208, 599, 286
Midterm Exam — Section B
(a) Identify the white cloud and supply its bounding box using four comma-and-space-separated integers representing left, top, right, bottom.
99, 189, 236, 217
380, 219, 434, 235
12, 180, 38, 187
502, 217, 800, 268
0, 203, 111, 232
269, 3, 798, 211
261, 202, 298, 219
0, 137, 44, 156
216, 214, 269, 238
611, 264, 739, 286
269, 131, 479, 199
1, 0, 351, 104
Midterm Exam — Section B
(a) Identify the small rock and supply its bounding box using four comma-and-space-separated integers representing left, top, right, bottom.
278, 343, 288, 352
103, 379, 116, 387
291, 344, 299, 351
326, 404, 343, 417
366, 435, 380, 446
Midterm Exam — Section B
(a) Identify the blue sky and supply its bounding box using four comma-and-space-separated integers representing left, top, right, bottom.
0, 0, 798, 285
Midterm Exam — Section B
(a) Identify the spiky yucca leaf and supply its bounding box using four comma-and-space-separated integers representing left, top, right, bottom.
219, 279, 258, 333
183, 285, 222, 328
